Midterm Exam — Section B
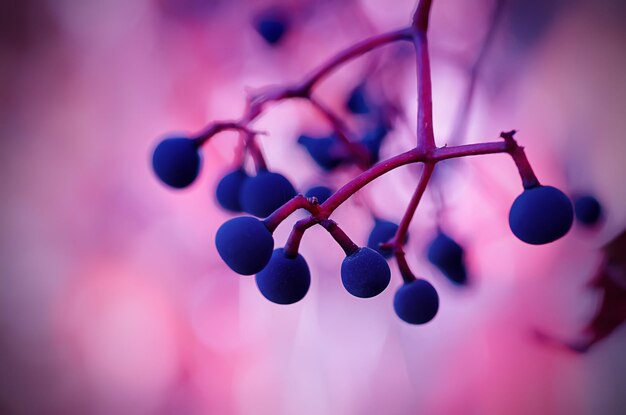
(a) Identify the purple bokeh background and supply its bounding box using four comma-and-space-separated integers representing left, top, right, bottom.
1, 0, 625, 414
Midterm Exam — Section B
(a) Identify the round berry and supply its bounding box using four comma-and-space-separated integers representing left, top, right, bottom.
341, 247, 391, 298
215, 168, 248, 212
256, 249, 310, 305
509, 185, 574, 245
367, 219, 403, 259
215, 216, 274, 275
254, 11, 288, 45
359, 123, 388, 166
239, 171, 297, 218
346, 84, 370, 114
305, 185, 333, 204
394, 279, 439, 324
151, 137, 201, 188
574, 195, 603, 226
427, 232, 467, 285
297, 134, 344, 171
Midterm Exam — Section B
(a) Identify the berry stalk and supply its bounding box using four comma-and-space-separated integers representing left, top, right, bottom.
392, 162, 435, 280
412, 0, 435, 150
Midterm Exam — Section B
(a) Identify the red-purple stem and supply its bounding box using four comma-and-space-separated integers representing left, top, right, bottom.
412, 32, 435, 150
277, 134, 536, 256
320, 220, 359, 256
284, 217, 317, 258
299, 29, 413, 94
264, 194, 320, 233
244, 131, 268, 172
501, 131, 540, 189
412, 0, 435, 150
393, 163, 435, 281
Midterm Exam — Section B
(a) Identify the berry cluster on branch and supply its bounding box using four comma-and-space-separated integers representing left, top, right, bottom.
150, 0, 591, 325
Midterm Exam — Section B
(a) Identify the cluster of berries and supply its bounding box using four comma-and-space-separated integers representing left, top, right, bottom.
151, 0, 604, 325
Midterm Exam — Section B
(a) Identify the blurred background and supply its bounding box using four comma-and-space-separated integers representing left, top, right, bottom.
1, 0, 625, 414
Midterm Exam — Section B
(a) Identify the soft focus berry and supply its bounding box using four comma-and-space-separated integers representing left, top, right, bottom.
394, 279, 439, 324
367, 219, 402, 259
215, 168, 248, 212
152, 137, 201, 188
341, 247, 391, 298
346, 83, 371, 114
427, 232, 467, 285
360, 123, 388, 165
297, 134, 344, 171
239, 171, 297, 217
254, 11, 288, 45
215, 216, 274, 275
574, 195, 603, 226
256, 248, 310, 304
509, 185, 574, 245
305, 185, 333, 204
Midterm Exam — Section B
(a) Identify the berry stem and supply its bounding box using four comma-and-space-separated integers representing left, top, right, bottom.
264, 195, 320, 232
320, 220, 360, 256
500, 131, 541, 189
394, 162, 435, 250
194, 121, 252, 146
318, 137, 527, 218
284, 217, 317, 258
298, 29, 413, 94
320, 147, 424, 216
244, 131, 268, 172
392, 163, 435, 280
396, 251, 418, 283
412, 0, 433, 32
412, 0, 436, 151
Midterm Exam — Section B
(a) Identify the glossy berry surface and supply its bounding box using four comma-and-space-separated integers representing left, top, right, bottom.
297, 134, 344, 171
254, 12, 288, 45
215, 216, 274, 275
509, 185, 574, 245
394, 279, 439, 325
341, 247, 391, 298
305, 185, 333, 204
367, 219, 401, 259
215, 168, 248, 212
574, 195, 602, 226
239, 171, 297, 217
427, 232, 467, 285
152, 137, 201, 188
255, 249, 310, 305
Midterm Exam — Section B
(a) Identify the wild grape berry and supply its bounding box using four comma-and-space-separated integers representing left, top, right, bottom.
367, 219, 401, 259
215, 216, 274, 275
305, 185, 333, 204
346, 83, 371, 114
341, 247, 391, 298
394, 279, 439, 324
574, 195, 603, 226
239, 171, 297, 217
254, 11, 288, 45
297, 134, 344, 171
255, 248, 310, 305
215, 168, 248, 212
427, 232, 467, 285
359, 123, 388, 165
509, 185, 574, 245
151, 137, 201, 188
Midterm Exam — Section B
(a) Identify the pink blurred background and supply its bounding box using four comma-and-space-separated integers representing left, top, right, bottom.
1, 0, 625, 414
